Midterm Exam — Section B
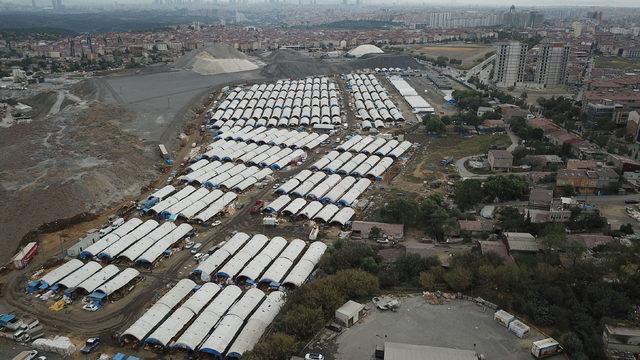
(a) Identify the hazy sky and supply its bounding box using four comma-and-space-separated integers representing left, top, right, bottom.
9, 0, 640, 8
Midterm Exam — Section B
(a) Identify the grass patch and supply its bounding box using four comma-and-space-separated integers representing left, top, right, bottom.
415, 134, 510, 177
594, 56, 640, 70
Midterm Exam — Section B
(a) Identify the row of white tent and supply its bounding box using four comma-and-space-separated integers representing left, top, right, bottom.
181, 161, 275, 187
220, 77, 337, 108
337, 135, 413, 158
196, 142, 306, 171
213, 126, 329, 150
210, 77, 341, 128
147, 185, 239, 223
194, 232, 327, 289
275, 170, 372, 206
210, 107, 342, 129
265, 195, 356, 225
345, 73, 404, 126
29, 258, 140, 298
78, 218, 193, 265
310, 152, 395, 179
121, 278, 286, 358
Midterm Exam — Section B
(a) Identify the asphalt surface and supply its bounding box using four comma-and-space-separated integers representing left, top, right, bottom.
312, 296, 556, 360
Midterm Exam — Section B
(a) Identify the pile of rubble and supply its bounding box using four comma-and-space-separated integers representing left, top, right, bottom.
422, 291, 457, 305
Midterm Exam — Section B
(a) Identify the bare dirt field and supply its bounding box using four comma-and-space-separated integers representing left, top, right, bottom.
82, 66, 266, 149
0, 100, 158, 264
411, 44, 494, 69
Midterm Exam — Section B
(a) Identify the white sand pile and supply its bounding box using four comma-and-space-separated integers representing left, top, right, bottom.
176, 44, 260, 75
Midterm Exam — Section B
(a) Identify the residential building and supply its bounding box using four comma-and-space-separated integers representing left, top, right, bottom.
626, 110, 640, 142
351, 221, 403, 240
458, 219, 494, 236
556, 168, 620, 194
493, 41, 527, 88
603, 325, 640, 354
478, 240, 513, 263
529, 188, 554, 209
568, 234, 614, 249
535, 43, 570, 87
504, 232, 541, 253
488, 150, 513, 171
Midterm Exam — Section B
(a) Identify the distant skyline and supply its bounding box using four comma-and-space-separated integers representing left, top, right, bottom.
5, 0, 640, 7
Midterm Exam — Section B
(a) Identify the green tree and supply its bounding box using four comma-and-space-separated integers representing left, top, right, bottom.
454, 179, 484, 211
444, 266, 473, 291
423, 114, 446, 134
283, 305, 325, 339
369, 226, 382, 239
244, 333, 297, 360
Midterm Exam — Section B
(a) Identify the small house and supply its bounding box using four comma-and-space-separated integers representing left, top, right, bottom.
335, 300, 365, 328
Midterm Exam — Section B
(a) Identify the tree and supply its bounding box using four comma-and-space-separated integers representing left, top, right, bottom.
453, 179, 484, 211
244, 333, 297, 360
561, 184, 575, 196
369, 226, 382, 239
283, 305, 325, 339
498, 206, 526, 231
419, 271, 436, 290
444, 266, 473, 291
619, 223, 634, 235
423, 114, 446, 134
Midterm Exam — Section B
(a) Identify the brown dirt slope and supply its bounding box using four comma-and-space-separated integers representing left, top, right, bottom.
0, 101, 158, 263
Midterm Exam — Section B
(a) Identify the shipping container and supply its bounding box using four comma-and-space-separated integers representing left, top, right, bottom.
531, 338, 563, 358
494, 310, 514, 327
508, 319, 530, 338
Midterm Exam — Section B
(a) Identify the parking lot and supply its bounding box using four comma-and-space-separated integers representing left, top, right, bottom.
310, 295, 555, 360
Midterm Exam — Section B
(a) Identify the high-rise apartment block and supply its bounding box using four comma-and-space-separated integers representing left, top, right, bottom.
493, 41, 528, 88
535, 43, 570, 86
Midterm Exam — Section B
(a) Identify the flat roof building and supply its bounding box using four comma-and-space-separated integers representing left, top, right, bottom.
335, 300, 365, 328
383, 342, 478, 360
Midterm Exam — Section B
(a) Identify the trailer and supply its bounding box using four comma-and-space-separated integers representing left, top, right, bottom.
158, 144, 173, 165
12, 242, 38, 269
531, 338, 563, 358
494, 310, 514, 327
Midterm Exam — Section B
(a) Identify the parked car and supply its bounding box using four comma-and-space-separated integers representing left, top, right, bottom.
184, 241, 194, 249
624, 199, 639, 204
80, 337, 101, 354
193, 253, 204, 261
305, 354, 324, 360
212, 220, 222, 227
190, 243, 202, 254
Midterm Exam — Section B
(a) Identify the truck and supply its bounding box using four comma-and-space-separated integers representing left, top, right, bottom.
441, 156, 454, 166
12, 242, 38, 269
11, 350, 38, 360
531, 338, 563, 358
262, 217, 279, 226
158, 144, 173, 165
80, 337, 101, 354
14, 324, 44, 342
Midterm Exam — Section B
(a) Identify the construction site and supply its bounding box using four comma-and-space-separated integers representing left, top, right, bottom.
0, 42, 457, 359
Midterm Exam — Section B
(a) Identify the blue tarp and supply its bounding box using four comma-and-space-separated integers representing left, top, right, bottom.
0, 313, 16, 326
112, 353, 127, 360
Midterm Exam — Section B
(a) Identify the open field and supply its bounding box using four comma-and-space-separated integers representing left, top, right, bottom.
307, 296, 552, 360
594, 56, 640, 70
411, 44, 494, 69
398, 133, 510, 188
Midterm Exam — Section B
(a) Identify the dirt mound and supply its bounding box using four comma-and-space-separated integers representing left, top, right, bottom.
261, 49, 423, 79
0, 102, 158, 263
175, 44, 260, 75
